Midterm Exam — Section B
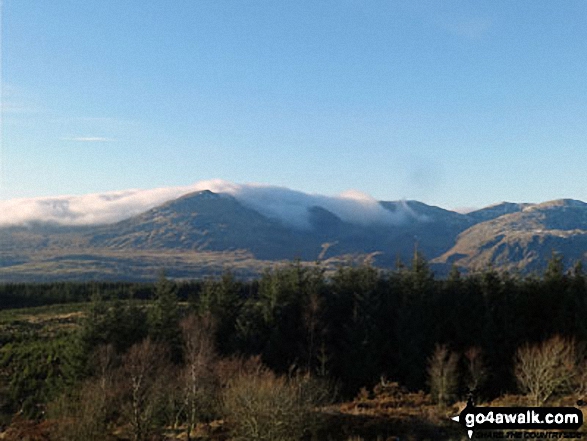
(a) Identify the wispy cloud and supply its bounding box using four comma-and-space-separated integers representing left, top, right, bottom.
1, 101, 39, 114
443, 17, 492, 40
52, 116, 139, 127
1, 84, 43, 115
430, 8, 493, 41
55, 116, 136, 143
61, 136, 114, 142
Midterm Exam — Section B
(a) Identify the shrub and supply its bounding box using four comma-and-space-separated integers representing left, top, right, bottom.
48, 380, 112, 441
514, 335, 577, 406
221, 358, 329, 441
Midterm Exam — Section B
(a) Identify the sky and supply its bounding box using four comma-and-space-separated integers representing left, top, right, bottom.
2, 1, 587, 211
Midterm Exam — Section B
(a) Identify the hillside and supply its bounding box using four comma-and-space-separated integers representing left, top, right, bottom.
466, 201, 531, 223
1, 192, 587, 281
434, 199, 587, 273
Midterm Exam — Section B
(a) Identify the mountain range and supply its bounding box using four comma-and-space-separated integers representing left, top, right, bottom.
1, 189, 586, 281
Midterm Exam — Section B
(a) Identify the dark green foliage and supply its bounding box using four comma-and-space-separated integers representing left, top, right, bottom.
148, 272, 182, 363
234, 262, 326, 374
196, 271, 242, 355
323, 264, 384, 393
394, 252, 437, 389
0, 281, 154, 310
2, 253, 587, 423
0, 334, 81, 418
78, 292, 148, 372
566, 261, 587, 340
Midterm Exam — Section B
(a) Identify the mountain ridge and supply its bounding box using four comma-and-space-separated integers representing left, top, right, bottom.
1, 191, 586, 281
434, 198, 587, 273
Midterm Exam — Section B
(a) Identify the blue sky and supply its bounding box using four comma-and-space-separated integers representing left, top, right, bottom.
2, 1, 587, 210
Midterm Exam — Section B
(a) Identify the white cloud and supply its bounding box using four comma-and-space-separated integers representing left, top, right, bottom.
61, 137, 114, 142
0, 180, 425, 228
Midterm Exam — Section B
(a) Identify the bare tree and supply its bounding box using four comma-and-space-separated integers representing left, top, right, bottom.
304, 290, 321, 372
464, 346, 487, 397
575, 359, 587, 400
221, 357, 330, 441
120, 338, 169, 441
514, 335, 577, 406
427, 344, 459, 406
93, 343, 117, 392
48, 344, 118, 441
49, 380, 112, 441
180, 314, 218, 441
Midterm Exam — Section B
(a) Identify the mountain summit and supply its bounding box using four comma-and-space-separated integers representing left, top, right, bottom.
435, 199, 587, 272
0, 190, 586, 281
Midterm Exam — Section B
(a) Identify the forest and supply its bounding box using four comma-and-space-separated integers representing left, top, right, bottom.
0, 253, 586, 440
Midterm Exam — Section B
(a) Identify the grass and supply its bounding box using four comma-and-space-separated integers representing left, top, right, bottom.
0, 303, 91, 340
0, 245, 385, 283
316, 381, 465, 440
0, 302, 90, 322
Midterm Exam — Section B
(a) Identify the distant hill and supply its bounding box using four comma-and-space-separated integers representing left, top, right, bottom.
434, 199, 587, 273
1, 191, 586, 281
86, 190, 310, 258
466, 202, 531, 223
86, 191, 473, 264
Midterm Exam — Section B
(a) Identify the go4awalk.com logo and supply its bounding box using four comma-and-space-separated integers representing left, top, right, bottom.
451, 401, 583, 439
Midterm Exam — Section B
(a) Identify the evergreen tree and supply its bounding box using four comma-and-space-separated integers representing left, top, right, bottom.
561, 260, 587, 340
325, 264, 382, 393
148, 271, 182, 363
395, 251, 436, 389
78, 291, 111, 373
197, 271, 242, 355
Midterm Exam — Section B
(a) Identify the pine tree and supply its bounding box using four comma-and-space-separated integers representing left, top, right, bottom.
148, 271, 182, 363
197, 271, 241, 355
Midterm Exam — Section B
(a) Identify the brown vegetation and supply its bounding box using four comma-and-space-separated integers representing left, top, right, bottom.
220, 357, 330, 441
514, 335, 578, 406
427, 344, 459, 406
120, 339, 170, 441
180, 314, 218, 441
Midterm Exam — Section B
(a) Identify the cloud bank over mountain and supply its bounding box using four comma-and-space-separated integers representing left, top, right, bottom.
0, 179, 423, 228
